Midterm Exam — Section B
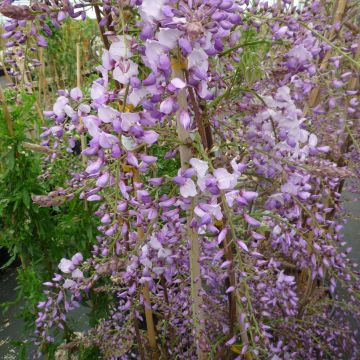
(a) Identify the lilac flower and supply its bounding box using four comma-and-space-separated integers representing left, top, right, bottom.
113, 60, 138, 84
70, 87, 83, 101
180, 179, 197, 198
58, 258, 74, 274
171, 78, 186, 89
180, 110, 191, 130
213, 168, 238, 190
139, 0, 165, 23
244, 214, 261, 227
109, 35, 133, 61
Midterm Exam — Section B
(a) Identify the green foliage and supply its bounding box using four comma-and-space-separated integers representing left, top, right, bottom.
78, 345, 102, 360
0, 90, 97, 331
237, 28, 268, 85
42, 18, 99, 88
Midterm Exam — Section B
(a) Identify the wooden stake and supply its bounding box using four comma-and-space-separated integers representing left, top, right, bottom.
39, 48, 47, 106
76, 42, 87, 167
133, 169, 158, 359
305, 0, 347, 114
172, 61, 206, 360
76, 43, 81, 89
0, 83, 14, 136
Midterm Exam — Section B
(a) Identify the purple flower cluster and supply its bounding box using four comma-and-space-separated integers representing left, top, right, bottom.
2, 0, 360, 359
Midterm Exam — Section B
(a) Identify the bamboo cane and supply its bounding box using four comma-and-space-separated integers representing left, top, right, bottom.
133, 168, 158, 359
76, 42, 87, 167
39, 47, 47, 106
305, 0, 347, 113
172, 60, 206, 360
0, 83, 14, 136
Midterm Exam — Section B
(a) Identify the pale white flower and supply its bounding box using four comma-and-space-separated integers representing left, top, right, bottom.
180, 178, 197, 198
109, 35, 132, 61
214, 168, 238, 190
189, 158, 208, 179
58, 258, 74, 274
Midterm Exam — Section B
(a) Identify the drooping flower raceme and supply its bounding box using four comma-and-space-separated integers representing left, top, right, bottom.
2, 0, 360, 359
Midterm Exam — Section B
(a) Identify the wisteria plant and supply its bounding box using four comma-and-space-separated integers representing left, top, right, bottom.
1, 0, 360, 359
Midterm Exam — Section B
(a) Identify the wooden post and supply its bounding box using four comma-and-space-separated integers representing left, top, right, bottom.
172, 60, 206, 359
0, 83, 14, 137
305, 0, 347, 113
133, 169, 158, 359
76, 42, 87, 167
39, 48, 47, 106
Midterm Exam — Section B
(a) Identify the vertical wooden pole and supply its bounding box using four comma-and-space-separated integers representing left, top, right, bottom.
76, 42, 87, 167
76, 43, 81, 89
305, 0, 347, 113
0, 83, 14, 137
39, 48, 47, 106
172, 61, 206, 359
133, 169, 158, 358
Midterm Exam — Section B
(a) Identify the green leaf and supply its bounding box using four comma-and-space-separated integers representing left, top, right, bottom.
22, 190, 30, 209
0, 252, 17, 269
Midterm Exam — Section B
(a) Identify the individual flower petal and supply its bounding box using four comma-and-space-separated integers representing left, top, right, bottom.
217, 228, 227, 244
189, 158, 208, 179
180, 178, 197, 198
58, 258, 74, 274
156, 28, 182, 49
109, 35, 132, 61
121, 112, 140, 131
139, 0, 165, 22
244, 214, 261, 227
71, 269, 84, 279
214, 168, 238, 190
188, 47, 209, 72
308, 133, 318, 147
91, 82, 107, 104
127, 152, 139, 168
63, 279, 76, 289
149, 237, 162, 250
121, 135, 137, 150
145, 40, 166, 72
160, 97, 174, 114
98, 105, 120, 123
83, 115, 101, 138
87, 194, 103, 202
180, 110, 191, 130
86, 157, 103, 174
171, 77, 186, 89
113, 59, 139, 84
237, 240, 249, 252
53, 96, 68, 116
96, 172, 110, 187
99, 132, 119, 149
141, 130, 159, 144
226, 286, 235, 294
71, 253, 83, 266
70, 87, 83, 101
